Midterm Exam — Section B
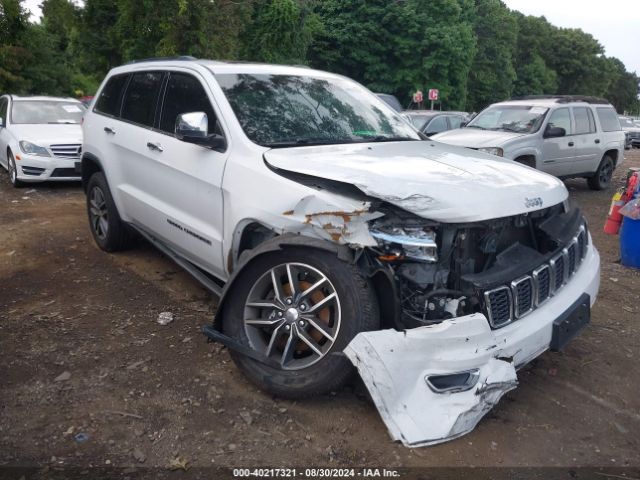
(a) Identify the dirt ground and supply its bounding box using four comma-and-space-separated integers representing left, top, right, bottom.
1, 150, 639, 479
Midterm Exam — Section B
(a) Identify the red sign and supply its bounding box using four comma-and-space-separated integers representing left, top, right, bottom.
428, 89, 439, 101
413, 90, 423, 104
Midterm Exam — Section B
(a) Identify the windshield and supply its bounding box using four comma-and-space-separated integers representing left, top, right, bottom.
11, 101, 85, 124
467, 105, 548, 134
619, 117, 635, 128
216, 73, 419, 147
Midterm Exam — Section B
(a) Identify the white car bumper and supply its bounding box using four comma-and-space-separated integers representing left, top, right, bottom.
15, 153, 80, 181
345, 243, 600, 447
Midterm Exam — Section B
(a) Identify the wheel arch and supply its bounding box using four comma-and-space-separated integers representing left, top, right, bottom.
603, 149, 619, 167
215, 233, 355, 330
81, 152, 104, 192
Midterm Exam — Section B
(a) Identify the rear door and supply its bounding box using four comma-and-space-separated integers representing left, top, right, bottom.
541, 107, 575, 176
0, 97, 9, 168
570, 106, 600, 174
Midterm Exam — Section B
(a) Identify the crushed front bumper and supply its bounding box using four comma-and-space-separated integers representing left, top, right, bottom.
345, 243, 600, 447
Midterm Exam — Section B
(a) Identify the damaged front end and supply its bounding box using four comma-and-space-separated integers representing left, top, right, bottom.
341, 202, 599, 446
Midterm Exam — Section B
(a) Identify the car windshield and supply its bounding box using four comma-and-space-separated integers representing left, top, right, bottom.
619, 117, 635, 128
216, 73, 419, 147
467, 105, 548, 134
405, 114, 437, 130
11, 101, 85, 124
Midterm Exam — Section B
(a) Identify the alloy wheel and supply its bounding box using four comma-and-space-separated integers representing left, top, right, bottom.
243, 262, 342, 370
89, 186, 109, 240
599, 160, 613, 185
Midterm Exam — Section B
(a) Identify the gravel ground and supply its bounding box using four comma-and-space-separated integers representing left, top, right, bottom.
1, 150, 639, 479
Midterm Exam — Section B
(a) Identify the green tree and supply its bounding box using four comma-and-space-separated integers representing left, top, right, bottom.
466, 0, 517, 111
0, 0, 29, 92
603, 57, 640, 113
512, 14, 558, 96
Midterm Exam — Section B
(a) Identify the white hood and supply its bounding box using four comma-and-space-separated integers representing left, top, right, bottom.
431, 128, 525, 148
264, 140, 567, 223
9, 124, 82, 146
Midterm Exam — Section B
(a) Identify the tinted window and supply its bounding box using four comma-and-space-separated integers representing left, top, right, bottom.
574, 107, 595, 134
95, 74, 129, 117
121, 72, 164, 127
448, 115, 464, 129
160, 73, 217, 135
548, 108, 572, 134
426, 116, 448, 134
597, 108, 621, 132
0, 98, 7, 124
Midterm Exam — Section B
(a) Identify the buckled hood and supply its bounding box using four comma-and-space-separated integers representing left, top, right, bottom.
264, 140, 567, 223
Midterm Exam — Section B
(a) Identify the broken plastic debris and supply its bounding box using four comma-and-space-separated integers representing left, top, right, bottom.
157, 311, 174, 325
344, 323, 518, 447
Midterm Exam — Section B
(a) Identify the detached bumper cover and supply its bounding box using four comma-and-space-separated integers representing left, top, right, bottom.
345, 243, 600, 447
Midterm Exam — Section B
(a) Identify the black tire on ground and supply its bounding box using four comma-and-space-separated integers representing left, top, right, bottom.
587, 155, 614, 191
7, 150, 24, 188
86, 172, 133, 252
223, 247, 380, 399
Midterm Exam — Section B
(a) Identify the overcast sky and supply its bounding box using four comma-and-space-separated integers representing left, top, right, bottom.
23, 0, 640, 74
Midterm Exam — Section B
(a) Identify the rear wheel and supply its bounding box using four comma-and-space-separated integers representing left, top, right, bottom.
86, 172, 133, 252
587, 155, 614, 190
7, 151, 23, 188
223, 247, 380, 399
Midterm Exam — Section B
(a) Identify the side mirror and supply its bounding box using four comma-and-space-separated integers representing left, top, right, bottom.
544, 125, 566, 139
175, 112, 226, 152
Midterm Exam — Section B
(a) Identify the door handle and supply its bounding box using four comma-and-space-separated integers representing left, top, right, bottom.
103, 127, 116, 134
146, 142, 163, 152
595, 139, 600, 144
568, 141, 574, 147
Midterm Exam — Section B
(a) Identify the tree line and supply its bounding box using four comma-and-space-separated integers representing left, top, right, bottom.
1, 0, 638, 114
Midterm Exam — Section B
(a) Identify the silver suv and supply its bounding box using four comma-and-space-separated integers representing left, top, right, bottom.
433, 96, 625, 190
81, 59, 600, 446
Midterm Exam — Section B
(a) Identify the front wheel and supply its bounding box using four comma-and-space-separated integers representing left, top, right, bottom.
7, 151, 23, 188
223, 247, 380, 399
587, 155, 614, 190
86, 172, 133, 252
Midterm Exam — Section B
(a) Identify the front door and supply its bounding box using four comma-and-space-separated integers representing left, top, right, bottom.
541, 107, 576, 176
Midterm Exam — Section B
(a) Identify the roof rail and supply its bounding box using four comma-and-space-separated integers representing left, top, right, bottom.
512, 95, 610, 105
126, 55, 198, 65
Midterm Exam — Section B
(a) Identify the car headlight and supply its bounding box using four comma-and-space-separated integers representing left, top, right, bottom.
19, 141, 50, 157
370, 227, 438, 262
478, 147, 504, 157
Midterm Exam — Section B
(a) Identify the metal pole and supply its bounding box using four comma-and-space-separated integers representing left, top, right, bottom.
430, 99, 434, 111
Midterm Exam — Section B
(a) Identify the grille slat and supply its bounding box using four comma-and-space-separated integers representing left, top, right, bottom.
51, 168, 79, 178
484, 223, 589, 329
50, 144, 82, 159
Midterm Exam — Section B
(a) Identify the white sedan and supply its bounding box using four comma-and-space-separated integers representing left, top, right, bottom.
0, 95, 85, 187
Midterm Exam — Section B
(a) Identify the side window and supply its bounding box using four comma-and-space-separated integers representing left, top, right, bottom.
94, 74, 129, 117
573, 107, 595, 134
448, 115, 463, 129
0, 98, 7, 125
160, 72, 218, 135
425, 116, 448, 134
121, 72, 164, 127
547, 108, 572, 135
596, 107, 621, 132
587, 108, 596, 133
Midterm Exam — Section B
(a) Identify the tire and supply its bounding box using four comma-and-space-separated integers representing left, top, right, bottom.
587, 155, 614, 191
7, 150, 24, 188
223, 247, 380, 399
86, 172, 133, 252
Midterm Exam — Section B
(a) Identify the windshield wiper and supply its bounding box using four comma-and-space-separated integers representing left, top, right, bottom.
465, 125, 484, 130
360, 135, 417, 143
265, 138, 354, 148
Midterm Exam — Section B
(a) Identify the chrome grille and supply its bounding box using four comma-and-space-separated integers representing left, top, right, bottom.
484, 286, 513, 328
483, 223, 589, 329
50, 144, 82, 159
512, 276, 534, 318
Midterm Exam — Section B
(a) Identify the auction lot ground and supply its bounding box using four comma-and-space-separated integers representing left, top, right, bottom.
1, 151, 639, 476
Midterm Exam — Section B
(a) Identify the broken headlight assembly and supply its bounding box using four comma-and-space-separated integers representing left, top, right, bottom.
370, 227, 438, 262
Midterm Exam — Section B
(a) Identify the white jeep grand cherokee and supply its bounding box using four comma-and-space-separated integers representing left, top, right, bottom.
81, 58, 600, 446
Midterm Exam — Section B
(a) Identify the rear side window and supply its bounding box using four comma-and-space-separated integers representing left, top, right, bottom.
95, 74, 129, 117
596, 107, 621, 132
160, 72, 218, 135
426, 116, 448, 134
548, 108, 572, 134
121, 72, 164, 127
573, 107, 596, 134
